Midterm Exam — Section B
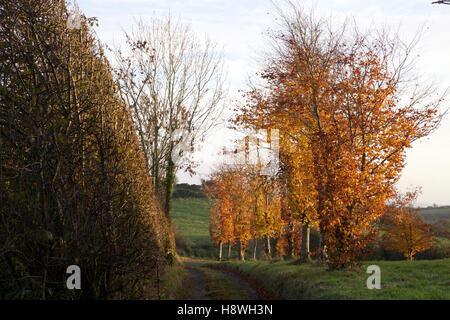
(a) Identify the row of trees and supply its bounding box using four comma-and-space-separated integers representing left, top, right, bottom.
0, 0, 225, 299
207, 4, 445, 269
206, 161, 436, 262
204, 163, 283, 261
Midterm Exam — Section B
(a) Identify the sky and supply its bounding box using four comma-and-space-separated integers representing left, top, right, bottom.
76, 0, 450, 206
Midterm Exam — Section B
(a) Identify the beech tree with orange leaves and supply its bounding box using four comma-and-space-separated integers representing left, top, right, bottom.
233, 4, 446, 268
244, 159, 283, 259
206, 134, 286, 260
204, 167, 236, 260
205, 164, 253, 260
280, 134, 318, 261
382, 192, 434, 260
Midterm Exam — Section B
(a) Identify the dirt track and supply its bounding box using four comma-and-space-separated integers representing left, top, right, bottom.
183, 260, 276, 300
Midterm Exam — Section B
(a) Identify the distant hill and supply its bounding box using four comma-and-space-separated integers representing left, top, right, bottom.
418, 206, 450, 224
173, 183, 206, 199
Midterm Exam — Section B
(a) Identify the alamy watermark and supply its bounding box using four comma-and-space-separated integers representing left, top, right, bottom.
67, 2, 82, 30
222, 129, 280, 176
66, 265, 81, 290
366, 265, 381, 290
169, 128, 279, 176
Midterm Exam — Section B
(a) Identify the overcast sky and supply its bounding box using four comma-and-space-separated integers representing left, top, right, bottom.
76, 0, 450, 206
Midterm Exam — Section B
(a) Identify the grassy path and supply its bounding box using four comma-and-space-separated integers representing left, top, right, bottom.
184, 265, 208, 300
182, 261, 272, 300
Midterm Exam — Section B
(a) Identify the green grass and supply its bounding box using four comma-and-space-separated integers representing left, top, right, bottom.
173, 198, 211, 242
172, 198, 217, 258
160, 262, 191, 300
210, 259, 450, 300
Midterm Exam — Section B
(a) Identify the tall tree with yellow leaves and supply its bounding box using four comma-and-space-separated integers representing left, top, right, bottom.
204, 169, 235, 260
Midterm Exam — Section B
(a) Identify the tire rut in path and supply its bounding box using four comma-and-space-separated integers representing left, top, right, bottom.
185, 266, 209, 300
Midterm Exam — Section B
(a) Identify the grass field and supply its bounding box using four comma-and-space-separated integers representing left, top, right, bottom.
173, 198, 217, 258
173, 198, 211, 242
209, 259, 450, 299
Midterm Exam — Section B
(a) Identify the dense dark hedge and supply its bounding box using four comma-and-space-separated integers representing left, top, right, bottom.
173, 183, 206, 199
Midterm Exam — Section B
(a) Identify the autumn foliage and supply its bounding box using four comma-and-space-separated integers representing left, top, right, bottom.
382, 194, 434, 260
209, 6, 445, 268
204, 163, 283, 261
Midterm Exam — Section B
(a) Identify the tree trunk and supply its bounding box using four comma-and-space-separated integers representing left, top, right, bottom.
300, 223, 311, 262
152, 124, 160, 195
163, 143, 176, 254
228, 241, 232, 259
286, 222, 294, 260
318, 227, 328, 262
253, 239, 258, 260
318, 228, 322, 250
164, 143, 176, 220
286, 236, 294, 260
239, 240, 245, 261
265, 235, 271, 259
218, 241, 223, 261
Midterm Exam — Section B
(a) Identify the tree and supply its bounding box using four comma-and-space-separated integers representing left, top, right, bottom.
204, 168, 235, 261
233, 3, 445, 268
382, 193, 434, 260
279, 132, 317, 261
241, 148, 283, 260
113, 16, 226, 228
